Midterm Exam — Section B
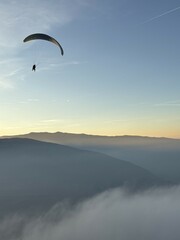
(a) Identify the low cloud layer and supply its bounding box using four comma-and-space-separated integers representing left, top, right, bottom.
1, 186, 180, 240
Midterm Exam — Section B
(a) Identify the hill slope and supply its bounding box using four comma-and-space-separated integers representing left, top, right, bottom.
0, 138, 165, 216
14, 132, 180, 183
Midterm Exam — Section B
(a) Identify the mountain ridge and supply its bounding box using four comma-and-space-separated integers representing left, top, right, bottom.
5, 131, 180, 184
3, 131, 180, 147
0, 137, 168, 216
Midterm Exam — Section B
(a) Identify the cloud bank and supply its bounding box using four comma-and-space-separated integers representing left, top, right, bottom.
1, 186, 180, 240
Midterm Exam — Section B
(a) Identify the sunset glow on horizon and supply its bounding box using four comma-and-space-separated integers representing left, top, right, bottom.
0, 0, 180, 139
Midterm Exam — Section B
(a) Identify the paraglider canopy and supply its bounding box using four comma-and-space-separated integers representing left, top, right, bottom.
23, 33, 64, 56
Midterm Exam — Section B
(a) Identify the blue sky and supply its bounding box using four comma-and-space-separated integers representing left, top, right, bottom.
0, 0, 180, 137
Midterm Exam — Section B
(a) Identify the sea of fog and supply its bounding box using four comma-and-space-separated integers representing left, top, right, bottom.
1, 185, 180, 240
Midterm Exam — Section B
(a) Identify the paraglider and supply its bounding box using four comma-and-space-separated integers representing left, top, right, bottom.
23, 33, 64, 71
32, 64, 36, 71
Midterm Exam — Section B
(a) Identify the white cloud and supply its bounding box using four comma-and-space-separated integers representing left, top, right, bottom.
37, 61, 81, 72
0, 57, 23, 89
1, 186, 180, 240
0, 78, 14, 89
154, 100, 180, 107
143, 6, 180, 24
0, 0, 92, 48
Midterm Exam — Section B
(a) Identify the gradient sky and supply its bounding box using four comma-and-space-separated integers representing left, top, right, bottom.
0, 0, 180, 138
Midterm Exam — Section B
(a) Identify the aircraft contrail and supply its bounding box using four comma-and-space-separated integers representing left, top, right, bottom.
143, 6, 180, 24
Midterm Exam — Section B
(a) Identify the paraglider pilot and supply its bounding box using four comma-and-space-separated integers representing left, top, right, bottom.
32, 64, 36, 71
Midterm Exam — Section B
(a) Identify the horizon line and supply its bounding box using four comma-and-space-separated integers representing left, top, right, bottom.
0, 130, 180, 140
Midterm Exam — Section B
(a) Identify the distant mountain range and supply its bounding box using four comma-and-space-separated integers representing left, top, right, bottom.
8, 131, 180, 184
0, 137, 167, 217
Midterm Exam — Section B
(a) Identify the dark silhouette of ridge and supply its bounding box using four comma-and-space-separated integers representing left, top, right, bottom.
0, 137, 166, 216
11, 131, 180, 184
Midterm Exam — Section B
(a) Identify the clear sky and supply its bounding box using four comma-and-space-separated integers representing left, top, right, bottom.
0, 0, 180, 138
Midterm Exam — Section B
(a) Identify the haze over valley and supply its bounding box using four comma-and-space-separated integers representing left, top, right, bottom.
0, 133, 180, 239
13, 131, 180, 184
